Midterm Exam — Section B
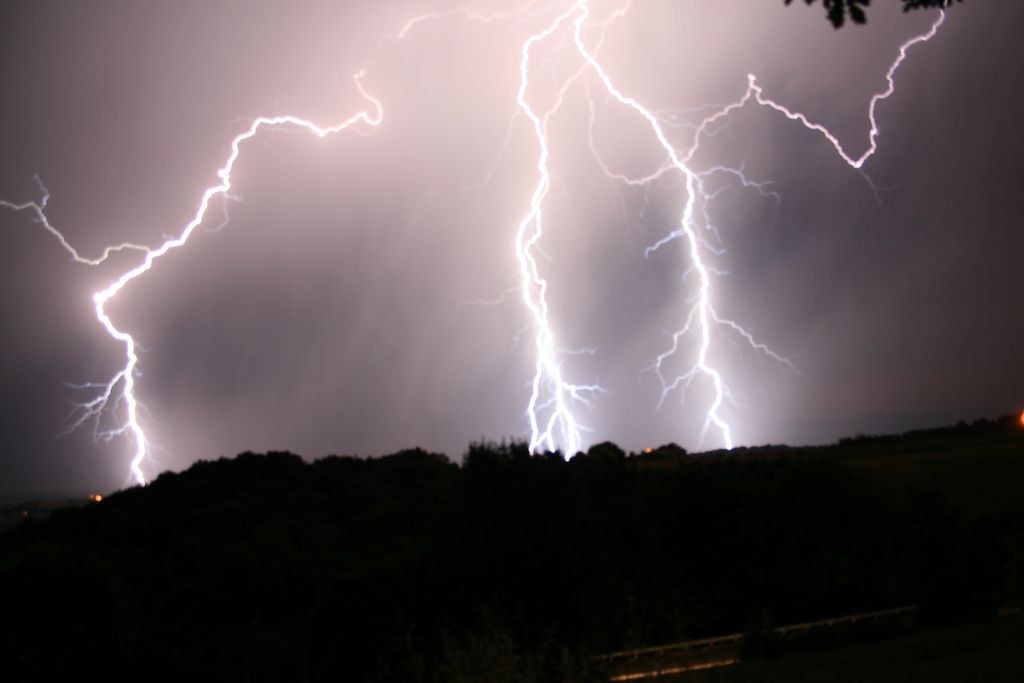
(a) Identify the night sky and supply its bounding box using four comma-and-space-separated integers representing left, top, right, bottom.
1, 0, 1021, 494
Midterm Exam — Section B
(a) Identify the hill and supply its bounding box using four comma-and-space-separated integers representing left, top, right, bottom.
1, 416, 1022, 681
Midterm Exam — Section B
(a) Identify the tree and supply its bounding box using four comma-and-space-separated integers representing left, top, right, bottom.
787, 0, 964, 28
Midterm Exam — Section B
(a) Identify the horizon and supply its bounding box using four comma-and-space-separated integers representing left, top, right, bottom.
3, 408, 1017, 501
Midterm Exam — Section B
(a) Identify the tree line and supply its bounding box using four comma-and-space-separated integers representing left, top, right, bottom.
1, 421, 1020, 681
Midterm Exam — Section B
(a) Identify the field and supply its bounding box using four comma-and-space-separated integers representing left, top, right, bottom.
835, 431, 1024, 516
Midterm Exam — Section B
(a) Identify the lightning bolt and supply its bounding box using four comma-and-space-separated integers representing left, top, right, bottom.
1, 4, 562, 485
569, 1, 945, 449
514, 3, 615, 456
0, 176, 151, 266
752, 11, 946, 171
4, 74, 383, 486
1, 2, 948, 482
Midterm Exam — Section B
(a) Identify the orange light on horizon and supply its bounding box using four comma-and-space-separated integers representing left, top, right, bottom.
90, 494, 103, 503
1019, 410, 1024, 428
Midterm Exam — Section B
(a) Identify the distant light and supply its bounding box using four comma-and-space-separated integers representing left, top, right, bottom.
644, 447, 654, 454
90, 494, 103, 503
1019, 410, 1024, 428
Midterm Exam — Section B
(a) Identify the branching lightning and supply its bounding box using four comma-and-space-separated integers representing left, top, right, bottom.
3, 75, 383, 486
0, 176, 151, 266
0, 1, 948, 482
567, 1, 945, 448
514, 3, 615, 455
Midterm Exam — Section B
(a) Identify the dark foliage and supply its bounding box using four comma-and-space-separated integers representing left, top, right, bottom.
786, 0, 963, 28
1, 424, 1021, 682
838, 413, 1022, 446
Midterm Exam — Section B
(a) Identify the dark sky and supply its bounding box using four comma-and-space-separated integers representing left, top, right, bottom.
1, 0, 1021, 494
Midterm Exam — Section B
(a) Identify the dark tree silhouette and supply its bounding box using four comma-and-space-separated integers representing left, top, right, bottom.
788, 0, 964, 28
2, 416, 1022, 682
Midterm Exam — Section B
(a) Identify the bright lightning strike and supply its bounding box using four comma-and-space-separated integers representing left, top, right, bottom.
570, 2, 945, 449
3, 74, 383, 486
569, 0, 779, 449
1, 2, 949, 482
515, 3, 612, 456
